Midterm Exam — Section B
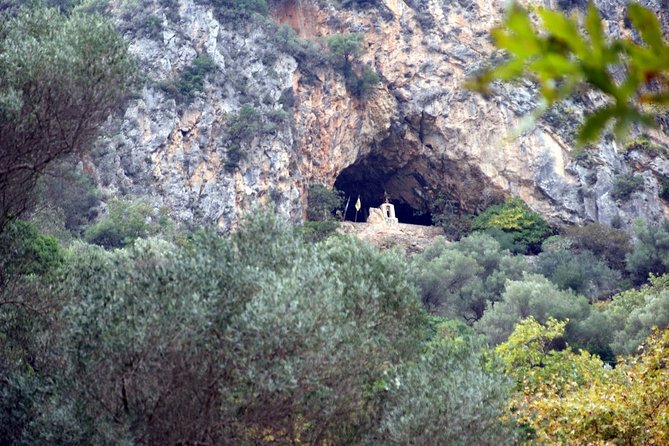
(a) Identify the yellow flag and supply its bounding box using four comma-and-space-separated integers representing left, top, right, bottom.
355, 195, 361, 212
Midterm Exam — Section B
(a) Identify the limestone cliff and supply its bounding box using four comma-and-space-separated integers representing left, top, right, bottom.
90, 0, 669, 231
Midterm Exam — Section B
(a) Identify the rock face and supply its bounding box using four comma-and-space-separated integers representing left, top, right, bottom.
91, 0, 669, 231
337, 221, 445, 255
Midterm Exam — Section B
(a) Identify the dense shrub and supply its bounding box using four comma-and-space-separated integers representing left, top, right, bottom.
475, 274, 590, 345
371, 324, 516, 445
412, 233, 528, 321
84, 198, 167, 249
346, 66, 381, 98
611, 173, 644, 201
31, 163, 100, 236
660, 179, 669, 202
429, 195, 472, 240
534, 249, 622, 301
273, 24, 327, 71
625, 134, 666, 157
0, 5, 134, 229
0, 220, 63, 281
471, 197, 553, 254
601, 274, 669, 355
306, 184, 344, 221
625, 220, 669, 285
565, 222, 631, 270
223, 105, 286, 171
327, 33, 381, 98
160, 54, 216, 99
303, 184, 344, 241
57, 213, 428, 444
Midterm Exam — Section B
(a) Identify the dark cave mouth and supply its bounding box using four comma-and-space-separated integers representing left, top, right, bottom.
333, 158, 433, 226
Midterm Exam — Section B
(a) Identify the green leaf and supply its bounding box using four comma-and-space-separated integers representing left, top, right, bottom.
585, 2, 604, 64
538, 7, 588, 58
489, 58, 526, 81
530, 53, 579, 78
491, 27, 539, 59
628, 3, 665, 53
577, 106, 616, 144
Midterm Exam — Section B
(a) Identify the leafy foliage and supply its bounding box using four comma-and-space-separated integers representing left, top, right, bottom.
327, 33, 381, 98
372, 322, 516, 445
610, 173, 644, 201
306, 184, 344, 221
625, 134, 667, 157
159, 54, 216, 100
222, 105, 288, 171
565, 222, 631, 270
499, 319, 669, 445
84, 198, 168, 249
468, 2, 669, 143
0, 219, 63, 282
533, 248, 621, 301
603, 273, 669, 355
471, 197, 552, 254
625, 219, 669, 285
0, 5, 134, 228
495, 317, 610, 443
475, 274, 590, 345
302, 184, 344, 242
429, 194, 472, 240
2, 212, 451, 444
411, 233, 528, 322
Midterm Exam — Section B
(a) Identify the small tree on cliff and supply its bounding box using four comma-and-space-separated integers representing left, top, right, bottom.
327, 32, 364, 73
327, 33, 380, 98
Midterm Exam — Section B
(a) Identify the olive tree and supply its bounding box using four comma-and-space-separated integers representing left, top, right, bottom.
0, 6, 134, 228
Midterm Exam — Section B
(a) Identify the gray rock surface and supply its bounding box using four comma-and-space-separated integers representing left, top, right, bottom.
90, 0, 669, 232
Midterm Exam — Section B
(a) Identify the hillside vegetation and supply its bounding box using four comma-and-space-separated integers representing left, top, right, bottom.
3, 1, 669, 444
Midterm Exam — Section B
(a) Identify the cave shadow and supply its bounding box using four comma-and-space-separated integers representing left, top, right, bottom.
334, 156, 433, 226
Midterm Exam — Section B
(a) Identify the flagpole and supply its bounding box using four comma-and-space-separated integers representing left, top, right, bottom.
354, 194, 361, 222
343, 195, 351, 222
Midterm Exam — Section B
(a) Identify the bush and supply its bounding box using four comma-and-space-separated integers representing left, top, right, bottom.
625, 134, 666, 157
142, 15, 163, 39
471, 197, 553, 254
327, 33, 381, 98
0, 220, 63, 281
273, 24, 327, 71
626, 220, 669, 285
0, 6, 134, 228
159, 54, 216, 101
84, 198, 166, 249
371, 326, 516, 444
565, 222, 631, 271
346, 66, 381, 98
303, 184, 344, 241
306, 184, 344, 221
55, 212, 428, 444
412, 233, 528, 322
611, 173, 644, 201
221, 106, 267, 171
176, 54, 216, 97
534, 249, 622, 301
475, 274, 590, 345
659, 179, 669, 202
34, 163, 100, 235
604, 274, 669, 355
429, 195, 472, 240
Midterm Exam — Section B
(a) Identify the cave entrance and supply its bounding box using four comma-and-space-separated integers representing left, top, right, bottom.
333, 154, 433, 226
